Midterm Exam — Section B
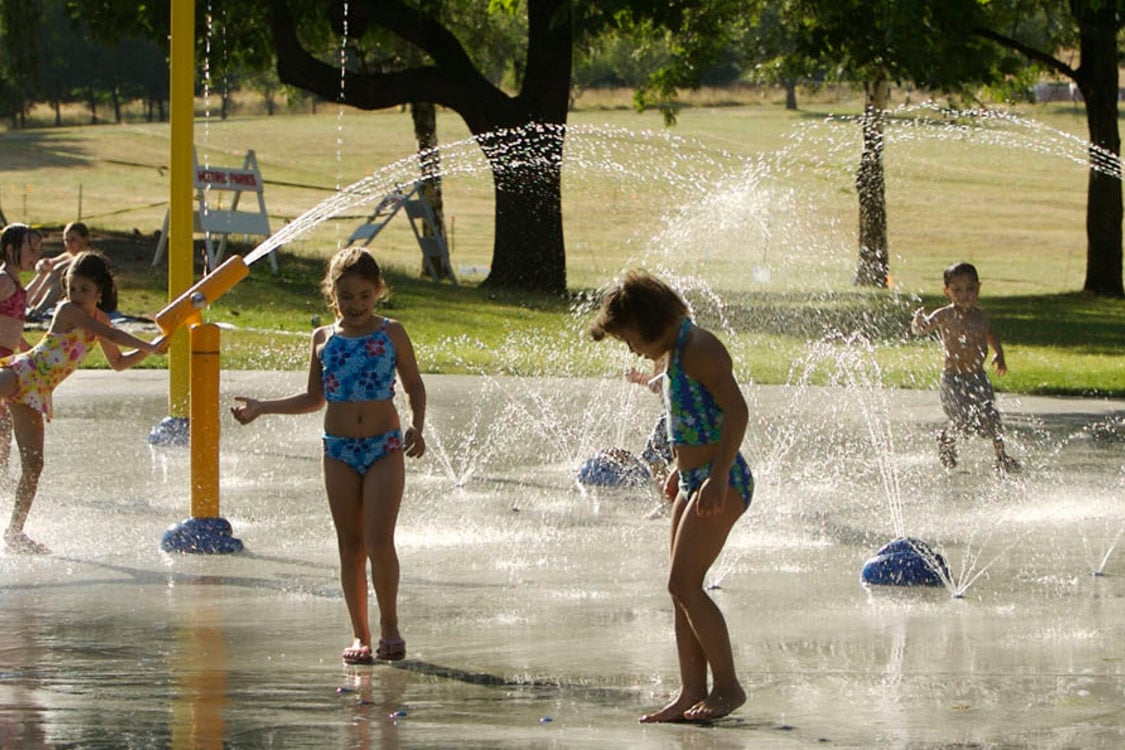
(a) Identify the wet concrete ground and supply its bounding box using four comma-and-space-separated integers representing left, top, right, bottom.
1, 371, 1123, 748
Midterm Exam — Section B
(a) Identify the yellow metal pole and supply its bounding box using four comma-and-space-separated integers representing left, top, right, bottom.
168, 0, 195, 417
158, 0, 243, 553
190, 323, 221, 519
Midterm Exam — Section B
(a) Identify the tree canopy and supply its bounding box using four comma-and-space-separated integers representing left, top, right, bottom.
4, 0, 1121, 296
973, 0, 1124, 297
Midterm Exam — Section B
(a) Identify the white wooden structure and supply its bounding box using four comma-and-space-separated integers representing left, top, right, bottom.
153, 149, 276, 271
348, 182, 456, 284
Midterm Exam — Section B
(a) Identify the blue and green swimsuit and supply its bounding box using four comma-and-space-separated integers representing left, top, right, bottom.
663, 318, 753, 506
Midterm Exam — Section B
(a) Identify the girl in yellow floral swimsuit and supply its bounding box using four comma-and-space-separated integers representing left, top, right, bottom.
0, 251, 166, 554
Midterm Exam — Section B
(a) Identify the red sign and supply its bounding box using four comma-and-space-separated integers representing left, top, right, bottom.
195, 168, 260, 190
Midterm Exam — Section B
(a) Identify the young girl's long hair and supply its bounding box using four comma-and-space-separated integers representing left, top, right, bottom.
65, 251, 118, 313
589, 269, 688, 344
1, 223, 37, 267
321, 246, 386, 316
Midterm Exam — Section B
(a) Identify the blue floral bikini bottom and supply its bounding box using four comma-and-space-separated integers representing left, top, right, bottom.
323, 428, 402, 476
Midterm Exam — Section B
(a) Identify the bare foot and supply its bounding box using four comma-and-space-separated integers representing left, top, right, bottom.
4, 530, 49, 555
683, 686, 746, 722
638, 693, 705, 723
994, 454, 1021, 476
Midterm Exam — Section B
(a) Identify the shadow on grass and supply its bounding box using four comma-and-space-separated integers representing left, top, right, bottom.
693, 290, 917, 342
987, 293, 1125, 354
91, 231, 1125, 397
750, 289, 1125, 355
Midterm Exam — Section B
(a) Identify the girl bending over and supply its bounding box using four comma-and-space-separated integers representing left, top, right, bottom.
591, 269, 752, 723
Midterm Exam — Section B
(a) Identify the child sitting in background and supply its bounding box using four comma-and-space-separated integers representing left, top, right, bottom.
25, 221, 92, 321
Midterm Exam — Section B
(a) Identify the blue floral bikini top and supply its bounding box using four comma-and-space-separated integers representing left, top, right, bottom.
320, 319, 397, 402
662, 318, 723, 446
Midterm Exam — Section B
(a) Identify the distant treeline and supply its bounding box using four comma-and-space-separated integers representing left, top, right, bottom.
1, 0, 767, 131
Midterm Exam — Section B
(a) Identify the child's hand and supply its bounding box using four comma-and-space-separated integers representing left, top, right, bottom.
230, 396, 262, 425
403, 426, 425, 458
624, 367, 648, 386
627, 366, 662, 393
663, 469, 679, 502
694, 476, 726, 518
910, 307, 927, 334
152, 335, 171, 354
992, 353, 1007, 376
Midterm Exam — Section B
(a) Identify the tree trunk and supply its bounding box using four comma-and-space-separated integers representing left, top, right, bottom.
411, 101, 453, 281
268, 0, 572, 294
855, 77, 889, 288
783, 79, 798, 110
1076, 5, 1124, 297
479, 127, 566, 292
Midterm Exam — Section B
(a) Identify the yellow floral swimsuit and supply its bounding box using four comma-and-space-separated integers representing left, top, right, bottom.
1, 326, 99, 421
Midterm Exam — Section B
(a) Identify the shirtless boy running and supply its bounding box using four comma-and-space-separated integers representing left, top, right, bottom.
912, 262, 1020, 475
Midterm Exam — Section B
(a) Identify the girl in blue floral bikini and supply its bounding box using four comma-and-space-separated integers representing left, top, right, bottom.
590, 269, 751, 723
232, 246, 426, 665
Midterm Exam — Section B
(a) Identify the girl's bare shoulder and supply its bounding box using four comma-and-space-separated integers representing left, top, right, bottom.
685, 323, 726, 353
383, 317, 411, 343
45, 300, 82, 333
682, 324, 732, 377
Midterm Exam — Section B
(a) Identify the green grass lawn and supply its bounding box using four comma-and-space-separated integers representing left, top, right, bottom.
3, 93, 1123, 396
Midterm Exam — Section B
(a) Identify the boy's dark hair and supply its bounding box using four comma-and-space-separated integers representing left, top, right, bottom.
66, 250, 118, 313
1, 223, 38, 267
589, 269, 688, 343
943, 262, 979, 286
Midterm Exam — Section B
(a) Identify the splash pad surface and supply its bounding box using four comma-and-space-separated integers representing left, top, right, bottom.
1, 370, 1123, 748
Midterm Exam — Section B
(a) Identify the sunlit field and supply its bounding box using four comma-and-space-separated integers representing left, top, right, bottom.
2, 87, 1121, 394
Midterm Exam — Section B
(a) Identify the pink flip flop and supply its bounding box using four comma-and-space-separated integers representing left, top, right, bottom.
342, 644, 374, 665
